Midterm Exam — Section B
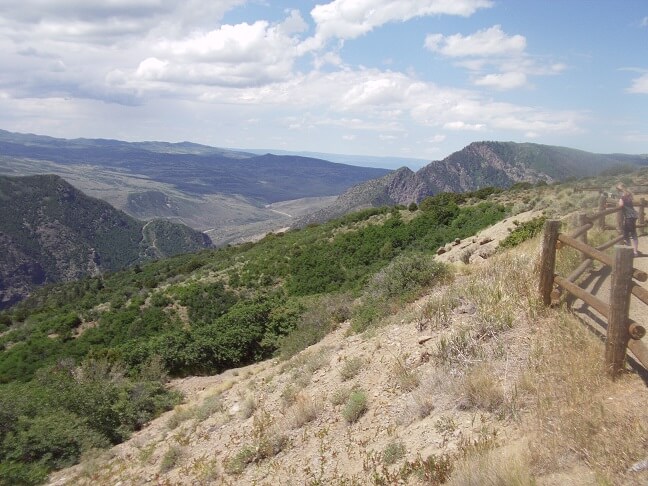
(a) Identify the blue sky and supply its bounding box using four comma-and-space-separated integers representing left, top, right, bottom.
0, 0, 646, 169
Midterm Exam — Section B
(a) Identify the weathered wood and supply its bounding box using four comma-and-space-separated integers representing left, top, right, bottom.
629, 323, 646, 340
569, 222, 593, 240
627, 339, 648, 370
557, 233, 648, 282
566, 258, 593, 284
591, 205, 618, 221
539, 220, 561, 305
596, 234, 625, 252
631, 282, 648, 306
606, 246, 634, 378
576, 213, 588, 263
554, 274, 642, 334
554, 275, 608, 316
596, 193, 607, 229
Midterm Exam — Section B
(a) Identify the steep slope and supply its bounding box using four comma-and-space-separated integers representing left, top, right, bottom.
0, 174, 211, 308
297, 167, 431, 225
46, 221, 648, 486
300, 141, 647, 224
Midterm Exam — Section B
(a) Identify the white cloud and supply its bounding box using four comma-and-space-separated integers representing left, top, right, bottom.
474, 71, 527, 90
310, 0, 493, 43
642, 16, 648, 27
443, 121, 485, 131
627, 73, 648, 94
425, 25, 565, 91
121, 10, 310, 89
425, 25, 526, 57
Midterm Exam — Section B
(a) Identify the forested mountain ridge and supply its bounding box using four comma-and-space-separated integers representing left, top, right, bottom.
0, 174, 211, 308
298, 141, 648, 225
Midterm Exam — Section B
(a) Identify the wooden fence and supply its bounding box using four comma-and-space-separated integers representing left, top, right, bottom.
538, 193, 648, 378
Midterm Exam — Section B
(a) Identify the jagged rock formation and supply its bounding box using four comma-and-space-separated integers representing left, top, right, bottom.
297, 141, 647, 225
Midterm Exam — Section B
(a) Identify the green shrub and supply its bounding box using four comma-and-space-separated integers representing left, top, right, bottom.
0, 460, 48, 486
343, 390, 367, 423
279, 295, 348, 359
1, 411, 109, 470
498, 216, 546, 249
224, 446, 255, 475
383, 441, 407, 465
340, 357, 364, 381
367, 253, 449, 302
159, 445, 183, 473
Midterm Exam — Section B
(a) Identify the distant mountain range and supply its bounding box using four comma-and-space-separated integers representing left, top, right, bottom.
297, 141, 648, 225
0, 129, 391, 245
0, 174, 211, 308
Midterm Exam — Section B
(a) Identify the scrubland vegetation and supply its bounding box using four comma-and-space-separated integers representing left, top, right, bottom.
2, 168, 648, 485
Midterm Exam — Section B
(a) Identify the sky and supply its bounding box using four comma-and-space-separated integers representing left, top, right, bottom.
0, 0, 646, 169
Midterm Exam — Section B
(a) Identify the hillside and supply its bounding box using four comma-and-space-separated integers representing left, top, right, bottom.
0, 129, 391, 244
2, 169, 648, 485
46, 172, 648, 485
298, 141, 648, 225
0, 174, 211, 308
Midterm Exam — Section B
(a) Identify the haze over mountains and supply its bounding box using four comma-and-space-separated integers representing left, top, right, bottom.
0, 129, 391, 246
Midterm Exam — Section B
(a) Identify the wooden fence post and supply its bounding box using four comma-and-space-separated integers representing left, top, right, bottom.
605, 245, 634, 378
616, 204, 623, 233
597, 193, 607, 230
640, 198, 646, 235
576, 212, 588, 262
538, 220, 561, 305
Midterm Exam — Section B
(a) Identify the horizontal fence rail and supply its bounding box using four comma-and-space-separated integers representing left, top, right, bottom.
538, 194, 648, 378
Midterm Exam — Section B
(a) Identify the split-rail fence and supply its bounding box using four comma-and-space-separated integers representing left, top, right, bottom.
538, 191, 648, 378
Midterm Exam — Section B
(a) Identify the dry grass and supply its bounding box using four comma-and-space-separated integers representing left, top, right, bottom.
458, 364, 505, 412
446, 443, 534, 486
390, 356, 420, 392
286, 393, 321, 429
522, 310, 648, 481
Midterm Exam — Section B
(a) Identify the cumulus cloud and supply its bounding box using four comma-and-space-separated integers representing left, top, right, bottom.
425, 25, 564, 90
0, 0, 592, 155
474, 72, 527, 90
130, 11, 308, 88
310, 0, 493, 43
425, 25, 526, 57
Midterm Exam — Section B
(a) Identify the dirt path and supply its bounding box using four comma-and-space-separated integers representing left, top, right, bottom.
568, 234, 648, 368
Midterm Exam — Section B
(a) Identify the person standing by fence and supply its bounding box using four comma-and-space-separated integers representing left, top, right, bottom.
617, 183, 640, 256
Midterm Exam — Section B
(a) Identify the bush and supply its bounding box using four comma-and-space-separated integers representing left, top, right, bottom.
367, 253, 450, 301
159, 446, 183, 473
340, 357, 364, 381
498, 216, 546, 249
343, 390, 368, 423
1, 411, 109, 470
278, 294, 349, 359
383, 441, 407, 465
